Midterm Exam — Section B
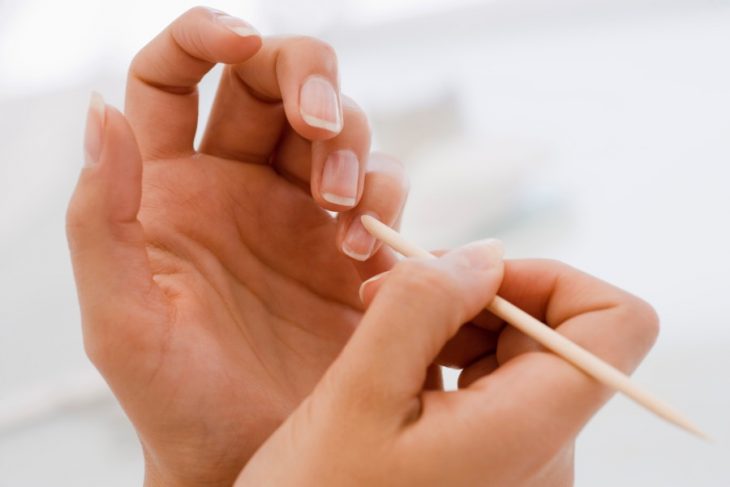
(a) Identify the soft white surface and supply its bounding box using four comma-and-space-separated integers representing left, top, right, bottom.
1, 1, 729, 485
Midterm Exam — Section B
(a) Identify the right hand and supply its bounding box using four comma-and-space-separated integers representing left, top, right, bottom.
237, 244, 659, 486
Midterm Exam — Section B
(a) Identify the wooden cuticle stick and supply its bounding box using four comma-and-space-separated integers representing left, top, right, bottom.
360, 215, 707, 440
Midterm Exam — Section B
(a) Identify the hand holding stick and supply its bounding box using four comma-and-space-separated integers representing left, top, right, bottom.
361, 215, 707, 439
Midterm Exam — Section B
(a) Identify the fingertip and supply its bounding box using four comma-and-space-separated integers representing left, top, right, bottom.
69, 97, 144, 253
333, 154, 407, 262
298, 75, 343, 137
436, 239, 505, 314
358, 271, 388, 304
311, 148, 362, 211
300, 115, 343, 136
210, 8, 261, 38
83, 92, 107, 168
185, 7, 263, 63
340, 212, 379, 262
89, 91, 106, 121
88, 103, 144, 221
306, 99, 371, 213
443, 239, 505, 272
322, 193, 357, 208
311, 190, 359, 213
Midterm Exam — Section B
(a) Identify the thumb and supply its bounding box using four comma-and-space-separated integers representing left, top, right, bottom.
327, 239, 504, 420
67, 93, 165, 364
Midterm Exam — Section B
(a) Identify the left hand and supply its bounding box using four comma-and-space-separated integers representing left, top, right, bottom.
67, 7, 408, 486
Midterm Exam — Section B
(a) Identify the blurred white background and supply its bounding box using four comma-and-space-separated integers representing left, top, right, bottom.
1, 0, 729, 485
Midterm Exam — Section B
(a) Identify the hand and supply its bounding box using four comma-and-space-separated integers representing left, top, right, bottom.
66, 7, 408, 486
236, 245, 659, 486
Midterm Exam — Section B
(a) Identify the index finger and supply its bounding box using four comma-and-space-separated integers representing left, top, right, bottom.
464, 260, 659, 452
331, 241, 504, 419
125, 7, 262, 159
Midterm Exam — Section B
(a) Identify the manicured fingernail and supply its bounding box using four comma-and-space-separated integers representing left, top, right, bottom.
358, 271, 388, 303
342, 214, 377, 261
448, 239, 504, 270
321, 150, 359, 206
300, 75, 342, 133
214, 13, 260, 37
84, 91, 105, 167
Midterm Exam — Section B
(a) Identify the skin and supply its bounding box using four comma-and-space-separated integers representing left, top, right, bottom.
67, 7, 408, 486
236, 246, 660, 487
67, 6, 659, 487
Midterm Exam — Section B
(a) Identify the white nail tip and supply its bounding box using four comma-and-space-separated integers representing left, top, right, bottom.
321, 193, 356, 207
358, 273, 385, 302
215, 13, 261, 37
301, 113, 342, 133
89, 91, 105, 119
342, 244, 370, 262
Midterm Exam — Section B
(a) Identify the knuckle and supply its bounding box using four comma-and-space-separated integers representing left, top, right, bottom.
188, 5, 213, 18
288, 36, 338, 68
608, 294, 660, 357
364, 170, 408, 208
306, 36, 338, 59
343, 102, 371, 132
367, 153, 409, 194
174, 22, 214, 66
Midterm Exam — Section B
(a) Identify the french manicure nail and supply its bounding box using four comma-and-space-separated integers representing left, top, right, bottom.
84, 91, 105, 167
215, 13, 260, 37
358, 271, 388, 303
342, 214, 377, 261
321, 150, 359, 207
300, 75, 342, 132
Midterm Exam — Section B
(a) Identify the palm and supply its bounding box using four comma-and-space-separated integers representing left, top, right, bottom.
69, 13, 408, 484
129, 154, 365, 476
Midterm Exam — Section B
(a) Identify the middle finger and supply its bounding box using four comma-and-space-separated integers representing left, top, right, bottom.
200, 36, 343, 163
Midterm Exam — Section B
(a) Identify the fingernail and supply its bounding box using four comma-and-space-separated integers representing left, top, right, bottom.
358, 271, 388, 303
321, 150, 359, 206
447, 239, 504, 270
300, 75, 342, 133
84, 91, 105, 167
214, 12, 260, 37
342, 214, 377, 261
